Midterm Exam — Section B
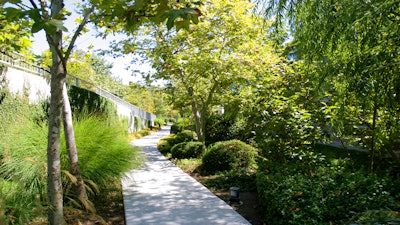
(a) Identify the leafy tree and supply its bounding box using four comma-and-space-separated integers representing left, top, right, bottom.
132, 0, 280, 143
2, 0, 201, 223
0, 3, 32, 52
260, 0, 400, 172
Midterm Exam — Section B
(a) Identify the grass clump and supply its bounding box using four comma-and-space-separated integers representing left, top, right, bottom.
63, 115, 141, 189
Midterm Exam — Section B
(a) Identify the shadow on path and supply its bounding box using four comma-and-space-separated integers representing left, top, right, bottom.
122, 125, 251, 225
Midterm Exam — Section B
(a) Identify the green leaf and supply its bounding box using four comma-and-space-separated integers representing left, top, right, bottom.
25, 8, 41, 21
31, 22, 44, 33
4, 7, 21, 19
0, 0, 21, 4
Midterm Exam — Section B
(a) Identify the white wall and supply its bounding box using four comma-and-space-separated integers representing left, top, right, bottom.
5, 67, 50, 103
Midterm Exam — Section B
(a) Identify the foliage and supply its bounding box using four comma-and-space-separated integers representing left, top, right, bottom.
157, 129, 197, 155
154, 117, 166, 127
61, 115, 140, 188
0, 4, 32, 52
131, 0, 280, 142
201, 140, 258, 175
68, 85, 118, 121
174, 130, 198, 143
170, 118, 194, 134
205, 114, 249, 146
256, 158, 400, 224
261, 0, 400, 171
0, 93, 139, 222
201, 169, 257, 192
157, 135, 177, 154
171, 141, 205, 159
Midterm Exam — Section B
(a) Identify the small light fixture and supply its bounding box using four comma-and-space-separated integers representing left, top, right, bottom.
229, 187, 242, 205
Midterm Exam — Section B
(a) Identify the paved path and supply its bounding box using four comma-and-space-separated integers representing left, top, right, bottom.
122, 125, 251, 225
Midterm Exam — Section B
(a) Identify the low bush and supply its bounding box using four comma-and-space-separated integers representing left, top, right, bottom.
170, 118, 194, 134
157, 130, 197, 155
157, 134, 177, 154
201, 140, 258, 175
256, 159, 400, 224
171, 141, 206, 159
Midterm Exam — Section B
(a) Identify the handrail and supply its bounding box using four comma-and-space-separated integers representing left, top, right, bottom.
0, 51, 156, 121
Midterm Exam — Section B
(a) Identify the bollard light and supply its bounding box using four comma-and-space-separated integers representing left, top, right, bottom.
229, 187, 241, 204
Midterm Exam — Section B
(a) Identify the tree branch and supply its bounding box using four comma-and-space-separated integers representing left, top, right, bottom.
28, 0, 38, 9
65, 5, 95, 61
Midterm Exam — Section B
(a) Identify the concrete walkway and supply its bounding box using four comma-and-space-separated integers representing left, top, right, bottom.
122, 125, 251, 225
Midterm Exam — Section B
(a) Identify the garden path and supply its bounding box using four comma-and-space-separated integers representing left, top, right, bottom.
122, 125, 251, 225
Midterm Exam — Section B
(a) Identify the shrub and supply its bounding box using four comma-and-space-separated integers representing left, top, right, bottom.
175, 130, 197, 143
170, 118, 194, 134
256, 160, 400, 225
157, 134, 176, 154
201, 140, 258, 174
157, 130, 197, 155
205, 114, 249, 146
171, 141, 206, 159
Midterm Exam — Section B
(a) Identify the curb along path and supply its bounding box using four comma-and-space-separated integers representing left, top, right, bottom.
122, 125, 251, 225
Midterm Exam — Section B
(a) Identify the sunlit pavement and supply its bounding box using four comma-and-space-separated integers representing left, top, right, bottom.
122, 125, 251, 225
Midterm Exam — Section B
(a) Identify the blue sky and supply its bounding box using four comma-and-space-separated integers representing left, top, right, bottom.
31, 1, 149, 85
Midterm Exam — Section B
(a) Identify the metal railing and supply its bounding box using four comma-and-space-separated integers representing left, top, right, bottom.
0, 51, 156, 121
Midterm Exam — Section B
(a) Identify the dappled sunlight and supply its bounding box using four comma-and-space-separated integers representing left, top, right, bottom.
122, 125, 250, 225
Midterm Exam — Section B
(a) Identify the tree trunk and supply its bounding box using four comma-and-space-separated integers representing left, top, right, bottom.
62, 83, 87, 200
46, 0, 66, 223
188, 87, 205, 143
47, 63, 65, 225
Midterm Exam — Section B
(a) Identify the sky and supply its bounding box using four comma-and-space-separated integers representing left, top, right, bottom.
30, 1, 150, 85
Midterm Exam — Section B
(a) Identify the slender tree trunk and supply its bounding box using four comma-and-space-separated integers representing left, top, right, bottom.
62, 83, 87, 200
46, 0, 66, 223
47, 62, 65, 225
188, 87, 205, 143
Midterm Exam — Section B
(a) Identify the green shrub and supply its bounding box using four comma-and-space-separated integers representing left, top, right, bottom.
157, 134, 177, 154
175, 130, 197, 143
205, 114, 249, 145
170, 118, 194, 134
171, 141, 206, 159
157, 130, 197, 155
256, 160, 400, 225
201, 140, 258, 174
154, 118, 165, 127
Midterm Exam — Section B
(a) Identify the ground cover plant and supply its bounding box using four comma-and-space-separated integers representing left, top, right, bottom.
256, 145, 400, 224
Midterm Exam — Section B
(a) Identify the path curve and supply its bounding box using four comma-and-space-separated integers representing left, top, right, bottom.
122, 125, 251, 225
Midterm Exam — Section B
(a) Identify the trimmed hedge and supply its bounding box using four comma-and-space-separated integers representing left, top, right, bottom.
201, 140, 258, 174
171, 141, 206, 159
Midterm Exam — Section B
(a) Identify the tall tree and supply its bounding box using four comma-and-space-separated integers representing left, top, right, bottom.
2, 0, 201, 223
131, 0, 279, 142
260, 0, 400, 172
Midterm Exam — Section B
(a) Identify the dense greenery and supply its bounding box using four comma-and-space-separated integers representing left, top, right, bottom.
0, 91, 140, 224
257, 150, 400, 224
